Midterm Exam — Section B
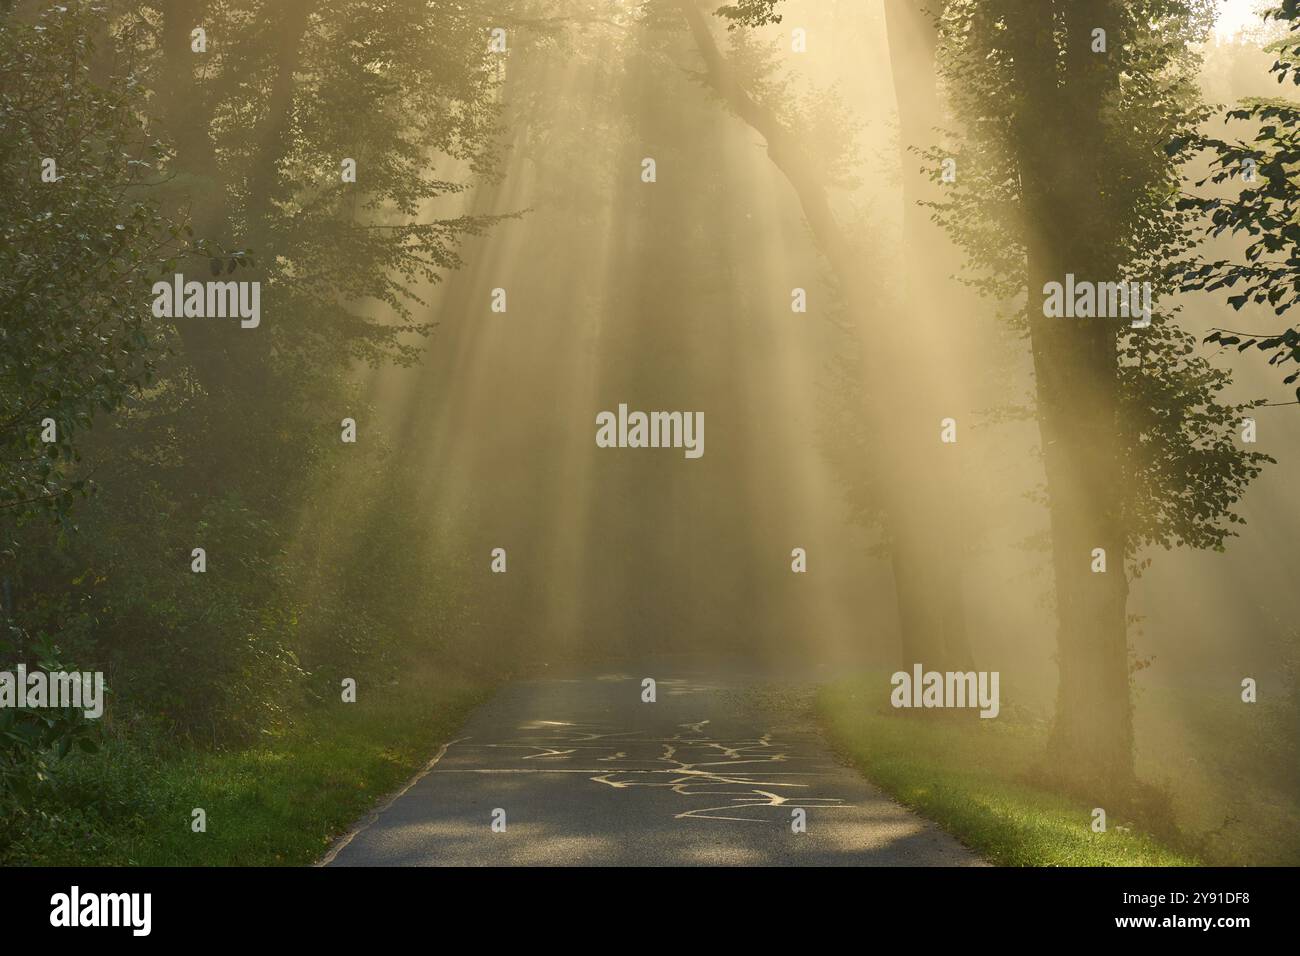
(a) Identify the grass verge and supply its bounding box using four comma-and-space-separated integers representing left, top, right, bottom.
3, 672, 491, 866
816, 675, 1198, 866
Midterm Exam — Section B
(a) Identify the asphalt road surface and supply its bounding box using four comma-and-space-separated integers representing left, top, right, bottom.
322, 668, 984, 866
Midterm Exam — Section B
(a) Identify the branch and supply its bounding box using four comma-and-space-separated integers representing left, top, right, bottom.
672, 0, 860, 286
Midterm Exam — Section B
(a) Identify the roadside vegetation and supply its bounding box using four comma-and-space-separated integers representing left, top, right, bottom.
3, 666, 490, 866
817, 673, 1298, 867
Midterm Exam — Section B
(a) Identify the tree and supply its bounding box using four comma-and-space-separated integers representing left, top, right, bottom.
2, 1, 514, 746
0, 2, 171, 534
932, 0, 1267, 792
0, 0, 161, 827
92, 0, 513, 525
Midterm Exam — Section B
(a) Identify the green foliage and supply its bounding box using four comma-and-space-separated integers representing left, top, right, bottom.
12, 486, 303, 743
0, 2, 169, 823
1118, 321, 1272, 557
0, 2, 506, 836
130, 0, 509, 381
713, 0, 784, 30
0, 626, 102, 846
1174, 2, 1300, 394
928, 0, 1267, 563
0, 3, 170, 531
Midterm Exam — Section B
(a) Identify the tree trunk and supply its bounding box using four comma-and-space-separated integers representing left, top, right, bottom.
1009, 0, 1134, 790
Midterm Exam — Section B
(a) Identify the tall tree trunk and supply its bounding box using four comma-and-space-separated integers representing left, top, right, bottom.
1008, 0, 1133, 790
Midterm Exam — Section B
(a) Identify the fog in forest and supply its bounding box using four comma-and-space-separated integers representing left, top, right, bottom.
352, 1, 1300, 708
2, 0, 1296, 867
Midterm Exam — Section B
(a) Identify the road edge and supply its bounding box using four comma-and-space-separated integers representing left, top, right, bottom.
316, 736, 469, 867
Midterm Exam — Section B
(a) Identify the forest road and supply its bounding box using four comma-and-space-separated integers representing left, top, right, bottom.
321, 666, 985, 866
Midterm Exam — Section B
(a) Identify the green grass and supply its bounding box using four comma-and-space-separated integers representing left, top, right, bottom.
816, 675, 1199, 866
4, 672, 491, 866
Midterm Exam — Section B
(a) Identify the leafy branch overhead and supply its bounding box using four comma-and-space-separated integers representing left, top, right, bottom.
1174, 1, 1300, 395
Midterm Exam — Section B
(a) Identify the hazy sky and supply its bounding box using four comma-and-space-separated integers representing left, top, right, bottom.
1216, 0, 1265, 38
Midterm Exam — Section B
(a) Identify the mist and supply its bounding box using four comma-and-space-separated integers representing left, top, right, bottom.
1, 0, 1295, 871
